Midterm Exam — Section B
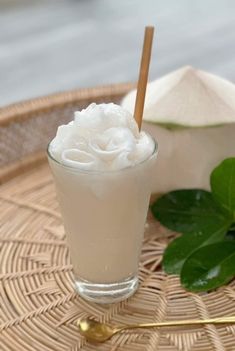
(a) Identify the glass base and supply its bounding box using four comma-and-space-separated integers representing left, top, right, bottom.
74, 275, 138, 304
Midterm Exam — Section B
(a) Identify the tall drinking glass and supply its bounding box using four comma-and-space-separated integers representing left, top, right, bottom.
48, 135, 157, 303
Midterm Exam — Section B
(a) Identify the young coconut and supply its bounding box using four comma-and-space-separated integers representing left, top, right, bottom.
122, 66, 235, 193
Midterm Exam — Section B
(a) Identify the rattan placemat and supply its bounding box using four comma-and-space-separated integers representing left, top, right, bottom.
1, 162, 235, 351
1, 84, 235, 350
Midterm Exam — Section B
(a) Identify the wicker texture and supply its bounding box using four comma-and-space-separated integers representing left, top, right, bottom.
1, 85, 235, 351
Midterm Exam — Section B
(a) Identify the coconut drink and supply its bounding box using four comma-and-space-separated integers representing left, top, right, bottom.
122, 66, 235, 193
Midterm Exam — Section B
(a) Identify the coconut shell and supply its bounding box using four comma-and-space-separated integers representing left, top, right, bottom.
122, 66, 235, 193
122, 66, 235, 127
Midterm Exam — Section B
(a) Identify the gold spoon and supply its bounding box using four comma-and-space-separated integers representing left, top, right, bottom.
78, 316, 235, 343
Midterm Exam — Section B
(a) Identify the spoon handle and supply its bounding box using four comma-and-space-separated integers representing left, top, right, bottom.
120, 316, 235, 330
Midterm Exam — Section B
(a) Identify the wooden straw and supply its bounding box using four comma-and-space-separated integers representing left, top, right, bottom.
134, 26, 154, 130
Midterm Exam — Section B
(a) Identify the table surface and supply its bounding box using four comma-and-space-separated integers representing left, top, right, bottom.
0, 0, 235, 107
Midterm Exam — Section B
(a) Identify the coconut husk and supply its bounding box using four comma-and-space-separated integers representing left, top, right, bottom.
122, 66, 235, 127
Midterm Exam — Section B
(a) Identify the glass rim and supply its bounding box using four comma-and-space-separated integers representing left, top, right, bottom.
47, 132, 158, 175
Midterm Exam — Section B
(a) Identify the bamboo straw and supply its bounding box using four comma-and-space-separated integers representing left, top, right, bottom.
134, 26, 154, 130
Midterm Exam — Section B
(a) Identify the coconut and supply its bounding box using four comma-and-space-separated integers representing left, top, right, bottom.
122, 66, 235, 193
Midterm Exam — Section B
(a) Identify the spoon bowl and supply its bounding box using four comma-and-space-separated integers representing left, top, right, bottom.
78, 318, 119, 343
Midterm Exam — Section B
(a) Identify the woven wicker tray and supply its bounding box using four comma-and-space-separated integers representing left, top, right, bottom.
1, 84, 235, 351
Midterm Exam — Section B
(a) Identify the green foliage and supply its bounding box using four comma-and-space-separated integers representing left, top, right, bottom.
152, 158, 235, 291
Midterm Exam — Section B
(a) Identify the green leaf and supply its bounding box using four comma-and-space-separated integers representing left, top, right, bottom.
211, 158, 235, 218
181, 242, 235, 291
151, 190, 228, 234
152, 157, 235, 290
225, 226, 235, 241
163, 222, 230, 274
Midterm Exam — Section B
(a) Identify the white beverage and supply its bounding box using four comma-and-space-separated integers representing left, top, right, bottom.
48, 103, 157, 303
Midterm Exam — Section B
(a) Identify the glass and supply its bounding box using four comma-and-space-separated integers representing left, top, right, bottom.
48, 135, 157, 303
